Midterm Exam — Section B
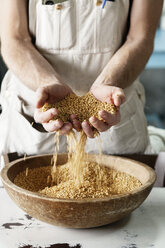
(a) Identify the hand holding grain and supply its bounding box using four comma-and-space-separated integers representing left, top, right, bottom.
34, 83, 81, 134
42, 91, 118, 138
82, 85, 126, 138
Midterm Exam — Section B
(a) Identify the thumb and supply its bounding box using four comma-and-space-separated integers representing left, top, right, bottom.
113, 91, 126, 107
36, 87, 48, 108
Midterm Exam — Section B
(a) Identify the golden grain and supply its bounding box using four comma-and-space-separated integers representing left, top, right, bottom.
42, 92, 117, 123
14, 162, 142, 199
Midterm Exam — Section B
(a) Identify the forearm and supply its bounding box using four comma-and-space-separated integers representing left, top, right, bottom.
92, 0, 163, 90
92, 37, 153, 89
1, 38, 61, 91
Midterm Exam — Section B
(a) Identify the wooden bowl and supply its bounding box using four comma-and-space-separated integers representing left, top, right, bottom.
0, 154, 156, 228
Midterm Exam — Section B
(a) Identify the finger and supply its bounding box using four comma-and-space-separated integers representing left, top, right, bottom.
36, 87, 48, 108
59, 122, 72, 135
99, 110, 120, 126
71, 119, 82, 132
82, 121, 94, 138
113, 92, 126, 107
42, 119, 63, 132
70, 114, 78, 120
89, 116, 110, 132
69, 115, 81, 132
34, 108, 58, 123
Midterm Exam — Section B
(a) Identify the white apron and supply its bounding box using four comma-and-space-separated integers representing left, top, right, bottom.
0, 0, 149, 157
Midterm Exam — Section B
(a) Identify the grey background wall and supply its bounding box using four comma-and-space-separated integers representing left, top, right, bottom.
140, 69, 165, 128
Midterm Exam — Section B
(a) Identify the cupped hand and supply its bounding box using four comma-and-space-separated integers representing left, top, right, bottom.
82, 85, 126, 138
34, 83, 81, 134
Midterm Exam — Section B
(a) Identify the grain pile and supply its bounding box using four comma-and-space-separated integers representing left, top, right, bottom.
14, 166, 51, 192
14, 162, 142, 199
14, 132, 142, 200
42, 92, 117, 123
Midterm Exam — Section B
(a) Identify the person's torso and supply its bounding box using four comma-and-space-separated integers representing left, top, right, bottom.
29, 0, 130, 95
0, 0, 149, 156
1, 0, 132, 108
29, 0, 130, 54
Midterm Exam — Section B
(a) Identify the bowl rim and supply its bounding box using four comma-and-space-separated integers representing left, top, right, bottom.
0, 153, 156, 203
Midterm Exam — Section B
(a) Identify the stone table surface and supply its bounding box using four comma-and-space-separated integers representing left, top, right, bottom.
0, 187, 165, 248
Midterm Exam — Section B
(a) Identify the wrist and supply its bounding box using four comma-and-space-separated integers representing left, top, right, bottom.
92, 74, 113, 89
40, 75, 64, 88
